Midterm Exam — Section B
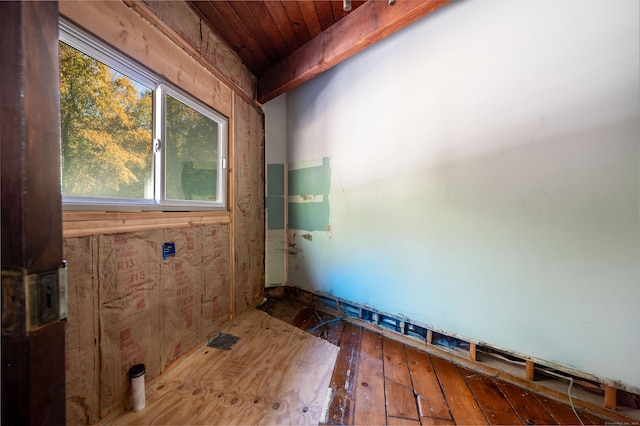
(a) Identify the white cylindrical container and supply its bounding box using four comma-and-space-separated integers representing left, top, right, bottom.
129, 363, 146, 412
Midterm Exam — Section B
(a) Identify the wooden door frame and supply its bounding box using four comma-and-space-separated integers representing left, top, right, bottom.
1, 1, 66, 424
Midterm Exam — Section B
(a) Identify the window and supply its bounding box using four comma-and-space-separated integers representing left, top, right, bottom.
59, 20, 227, 210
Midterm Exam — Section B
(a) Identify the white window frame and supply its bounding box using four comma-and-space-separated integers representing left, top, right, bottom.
59, 19, 228, 211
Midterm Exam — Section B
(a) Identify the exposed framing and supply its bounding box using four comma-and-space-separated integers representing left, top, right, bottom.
257, 0, 452, 103
268, 285, 640, 421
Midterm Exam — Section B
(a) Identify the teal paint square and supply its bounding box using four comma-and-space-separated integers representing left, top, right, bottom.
267, 163, 285, 197
288, 198, 330, 231
266, 196, 285, 229
288, 157, 330, 196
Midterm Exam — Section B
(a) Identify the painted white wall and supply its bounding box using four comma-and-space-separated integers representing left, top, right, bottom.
264, 94, 287, 286
264, 94, 287, 165
283, 0, 640, 389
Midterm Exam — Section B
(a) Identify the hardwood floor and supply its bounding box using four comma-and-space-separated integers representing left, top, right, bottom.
258, 297, 612, 426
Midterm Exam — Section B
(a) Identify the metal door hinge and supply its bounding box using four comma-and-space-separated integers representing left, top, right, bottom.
2, 262, 68, 338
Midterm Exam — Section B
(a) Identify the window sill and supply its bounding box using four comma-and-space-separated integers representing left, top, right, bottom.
63, 210, 231, 238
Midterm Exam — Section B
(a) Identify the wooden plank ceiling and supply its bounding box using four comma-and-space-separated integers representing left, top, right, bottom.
190, 0, 451, 103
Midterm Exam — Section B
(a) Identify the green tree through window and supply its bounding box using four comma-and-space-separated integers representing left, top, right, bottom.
58, 21, 227, 210
59, 41, 153, 199
165, 95, 219, 201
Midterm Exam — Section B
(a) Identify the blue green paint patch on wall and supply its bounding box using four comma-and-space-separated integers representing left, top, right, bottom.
288, 157, 331, 231
267, 164, 285, 197
288, 157, 331, 196
266, 196, 285, 229
266, 163, 285, 229
288, 197, 330, 231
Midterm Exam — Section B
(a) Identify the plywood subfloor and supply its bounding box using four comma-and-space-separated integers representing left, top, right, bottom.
113, 309, 339, 425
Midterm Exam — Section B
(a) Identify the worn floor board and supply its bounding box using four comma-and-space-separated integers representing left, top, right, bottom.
405, 346, 452, 421
258, 297, 300, 323
578, 409, 608, 425
458, 367, 522, 425
353, 329, 387, 425
534, 393, 594, 425
326, 321, 361, 425
388, 417, 422, 425
495, 379, 558, 425
291, 305, 320, 331
322, 319, 345, 345
386, 379, 420, 420
383, 336, 420, 420
421, 417, 457, 425
113, 310, 339, 425
430, 356, 488, 425
383, 337, 412, 388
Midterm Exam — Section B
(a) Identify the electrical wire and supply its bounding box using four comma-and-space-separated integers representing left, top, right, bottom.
536, 366, 585, 426
567, 377, 585, 426
477, 348, 587, 425
308, 316, 344, 333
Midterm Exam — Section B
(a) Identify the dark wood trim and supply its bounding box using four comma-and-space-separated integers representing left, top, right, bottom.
1, 1, 65, 424
257, 0, 451, 103
1, 1, 63, 272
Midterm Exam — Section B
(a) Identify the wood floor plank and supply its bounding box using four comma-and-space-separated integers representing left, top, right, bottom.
258, 298, 301, 324
405, 346, 452, 421
458, 367, 523, 425
578, 410, 607, 425
386, 379, 420, 420
495, 379, 558, 425
383, 337, 419, 420
383, 337, 413, 388
353, 329, 387, 425
324, 319, 345, 346
388, 417, 421, 425
534, 393, 597, 425
291, 305, 320, 331
326, 321, 361, 425
312, 316, 345, 346
420, 417, 457, 425
430, 356, 488, 425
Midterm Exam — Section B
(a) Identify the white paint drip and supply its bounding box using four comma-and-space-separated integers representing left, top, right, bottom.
320, 387, 333, 423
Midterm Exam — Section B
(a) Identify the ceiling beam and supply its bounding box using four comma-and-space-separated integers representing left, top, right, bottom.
257, 0, 451, 103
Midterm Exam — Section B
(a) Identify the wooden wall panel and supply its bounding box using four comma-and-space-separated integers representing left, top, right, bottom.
233, 95, 266, 317
60, 0, 233, 117
133, 1, 256, 102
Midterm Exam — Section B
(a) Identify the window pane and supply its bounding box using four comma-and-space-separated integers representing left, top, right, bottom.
59, 41, 153, 199
165, 95, 219, 202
